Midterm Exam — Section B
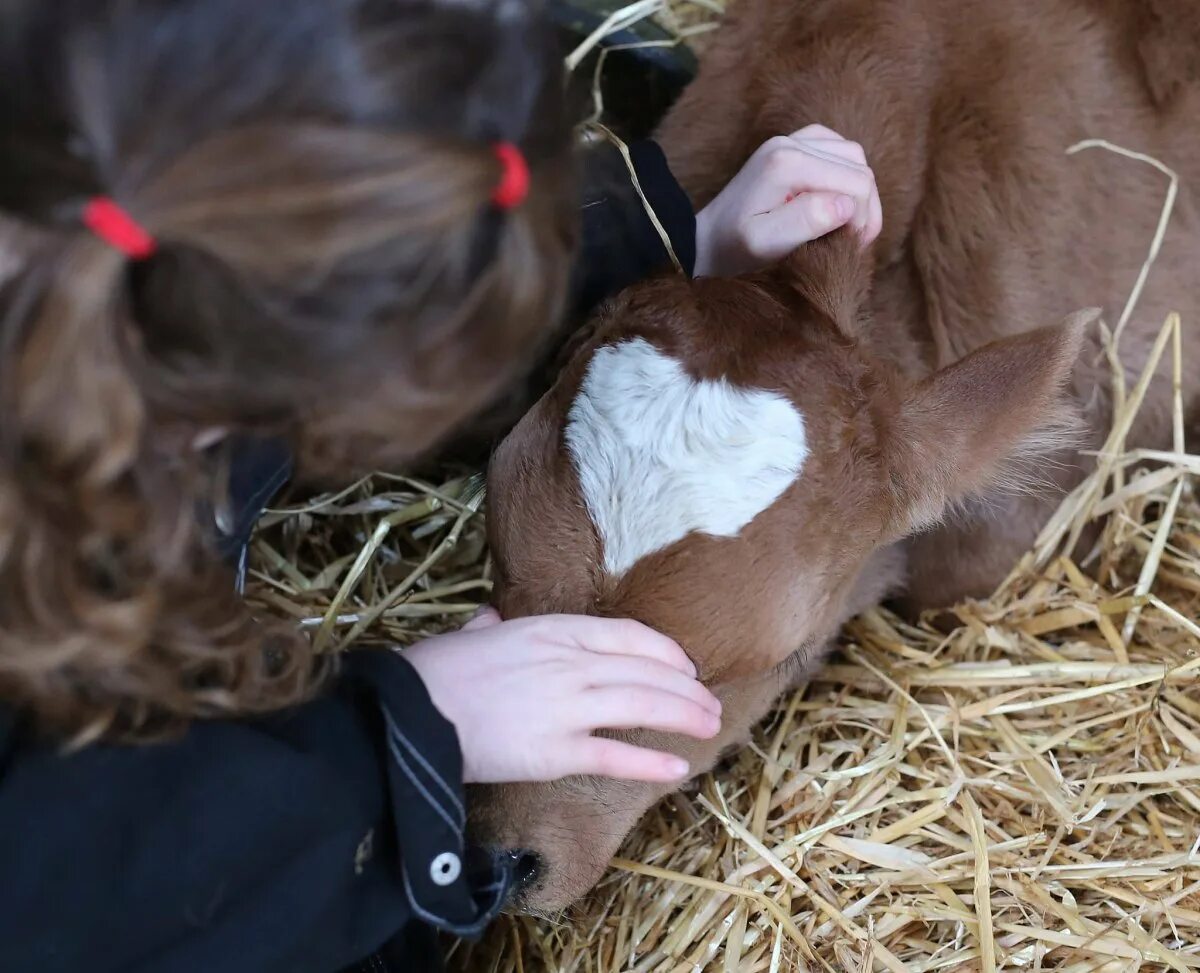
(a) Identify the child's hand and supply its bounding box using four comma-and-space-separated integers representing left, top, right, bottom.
693, 123, 883, 277
404, 609, 722, 784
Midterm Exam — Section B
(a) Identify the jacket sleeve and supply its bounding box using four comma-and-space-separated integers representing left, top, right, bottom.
0, 650, 509, 973
568, 138, 697, 320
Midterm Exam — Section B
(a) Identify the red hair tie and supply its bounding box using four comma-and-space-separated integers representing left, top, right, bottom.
491, 142, 529, 211
83, 197, 158, 261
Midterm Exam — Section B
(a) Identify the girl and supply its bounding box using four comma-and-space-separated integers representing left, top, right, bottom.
0, 0, 880, 971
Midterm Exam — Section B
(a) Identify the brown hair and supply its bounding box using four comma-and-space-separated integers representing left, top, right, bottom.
0, 0, 578, 741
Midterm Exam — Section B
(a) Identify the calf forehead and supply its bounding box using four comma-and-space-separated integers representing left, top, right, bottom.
564, 338, 809, 577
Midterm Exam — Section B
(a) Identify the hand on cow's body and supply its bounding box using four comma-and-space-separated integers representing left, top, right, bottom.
693, 123, 883, 277
404, 609, 722, 784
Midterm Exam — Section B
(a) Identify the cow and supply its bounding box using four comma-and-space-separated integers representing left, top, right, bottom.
470, 0, 1200, 912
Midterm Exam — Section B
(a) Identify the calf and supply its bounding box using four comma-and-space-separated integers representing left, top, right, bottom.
472, 0, 1200, 911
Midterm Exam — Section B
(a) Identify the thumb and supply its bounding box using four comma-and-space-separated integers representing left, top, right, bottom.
754, 192, 855, 257
461, 606, 503, 631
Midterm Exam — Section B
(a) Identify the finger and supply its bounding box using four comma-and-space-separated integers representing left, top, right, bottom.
824, 160, 881, 245
790, 147, 874, 234
461, 606, 502, 631
759, 149, 874, 220
537, 615, 697, 677
580, 686, 722, 740
747, 191, 855, 259
793, 137, 868, 167
571, 737, 691, 782
780, 141, 876, 235
584, 655, 722, 715
790, 123, 845, 142
864, 183, 884, 246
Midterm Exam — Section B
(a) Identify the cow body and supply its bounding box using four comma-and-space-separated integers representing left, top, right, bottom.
659, 0, 1200, 611
473, 0, 1200, 911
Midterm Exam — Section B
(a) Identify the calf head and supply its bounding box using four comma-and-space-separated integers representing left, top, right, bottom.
472, 233, 1090, 911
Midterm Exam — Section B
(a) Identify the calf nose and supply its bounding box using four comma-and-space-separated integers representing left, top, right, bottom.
507, 850, 542, 888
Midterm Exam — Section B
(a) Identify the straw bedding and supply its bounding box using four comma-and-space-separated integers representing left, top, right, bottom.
247, 310, 1200, 972
244, 8, 1199, 970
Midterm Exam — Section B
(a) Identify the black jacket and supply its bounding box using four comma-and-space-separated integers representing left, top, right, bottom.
0, 140, 696, 973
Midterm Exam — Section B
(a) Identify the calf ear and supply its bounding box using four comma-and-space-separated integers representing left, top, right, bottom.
781, 228, 873, 337
887, 308, 1097, 532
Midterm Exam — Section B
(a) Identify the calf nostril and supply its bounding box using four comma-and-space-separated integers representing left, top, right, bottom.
508, 850, 542, 887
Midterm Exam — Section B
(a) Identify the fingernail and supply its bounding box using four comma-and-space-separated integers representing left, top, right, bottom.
669, 758, 690, 777
834, 195, 855, 220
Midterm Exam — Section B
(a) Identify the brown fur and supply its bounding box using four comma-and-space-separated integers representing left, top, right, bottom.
474, 0, 1199, 911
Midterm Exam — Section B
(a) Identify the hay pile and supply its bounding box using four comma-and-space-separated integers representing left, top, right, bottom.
243, 7, 1199, 968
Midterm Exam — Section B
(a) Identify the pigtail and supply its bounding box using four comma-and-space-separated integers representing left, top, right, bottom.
0, 229, 324, 741
8, 237, 143, 488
